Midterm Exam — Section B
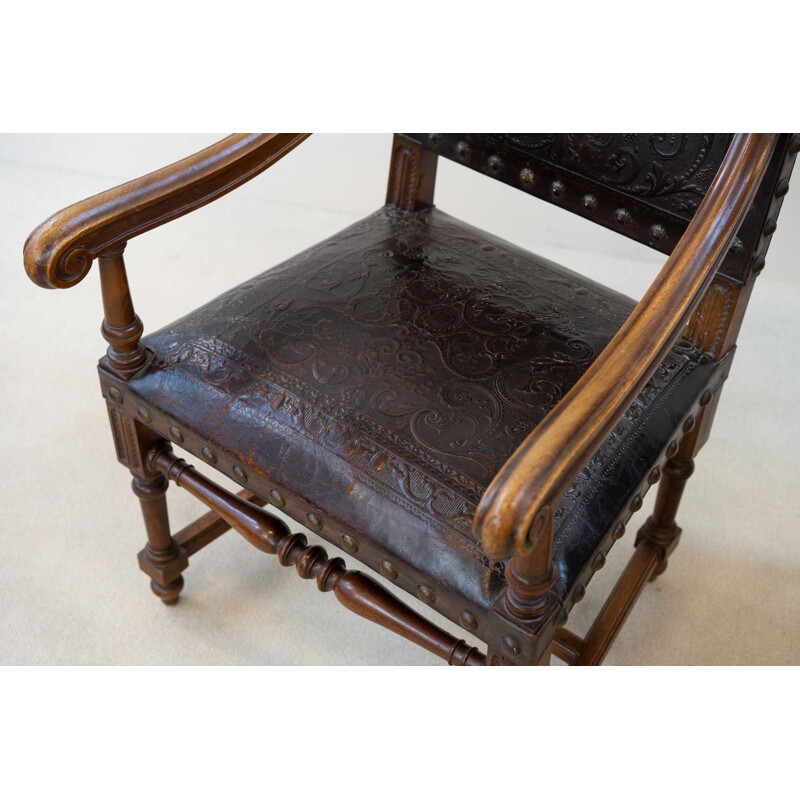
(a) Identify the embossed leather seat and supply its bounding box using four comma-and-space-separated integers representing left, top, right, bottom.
116, 205, 717, 621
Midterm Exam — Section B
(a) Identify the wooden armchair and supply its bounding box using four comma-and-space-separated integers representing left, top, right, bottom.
24, 132, 797, 665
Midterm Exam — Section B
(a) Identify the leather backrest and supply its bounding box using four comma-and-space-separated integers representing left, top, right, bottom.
401, 133, 734, 255
399, 133, 796, 284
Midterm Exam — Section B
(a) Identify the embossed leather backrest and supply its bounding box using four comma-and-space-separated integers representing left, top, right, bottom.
401, 133, 736, 258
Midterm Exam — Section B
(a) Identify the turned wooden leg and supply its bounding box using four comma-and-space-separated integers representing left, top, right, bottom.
635, 454, 695, 580
104, 396, 189, 604
132, 473, 188, 604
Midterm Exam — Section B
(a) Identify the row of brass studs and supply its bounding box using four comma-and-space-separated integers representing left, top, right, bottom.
747, 140, 795, 278
110, 383, 484, 635
444, 137, 672, 242
439, 135, 756, 254
566, 388, 713, 609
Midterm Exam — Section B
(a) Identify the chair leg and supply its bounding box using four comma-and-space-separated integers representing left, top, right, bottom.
105, 400, 189, 604
132, 473, 187, 604
635, 454, 695, 580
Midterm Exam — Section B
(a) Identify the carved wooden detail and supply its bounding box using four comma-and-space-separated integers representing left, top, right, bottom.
386, 135, 437, 211
107, 405, 141, 472
685, 279, 736, 358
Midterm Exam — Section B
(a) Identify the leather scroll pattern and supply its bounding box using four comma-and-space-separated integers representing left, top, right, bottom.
142, 207, 711, 593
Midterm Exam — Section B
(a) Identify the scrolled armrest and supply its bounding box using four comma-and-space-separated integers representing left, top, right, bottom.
24, 132, 310, 289
475, 133, 777, 560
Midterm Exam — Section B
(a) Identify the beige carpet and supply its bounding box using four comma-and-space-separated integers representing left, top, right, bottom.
1, 134, 798, 665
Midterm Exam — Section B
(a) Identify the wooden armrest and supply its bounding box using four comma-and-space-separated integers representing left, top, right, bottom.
23, 133, 310, 289
475, 133, 778, 560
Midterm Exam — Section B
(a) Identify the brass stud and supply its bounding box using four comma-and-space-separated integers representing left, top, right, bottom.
458, 611, 478, 631
573, 583, 586, 603
341, 534, 358, 553
612, 521, 626, 541
107, 386, 123, 404
520, 167, 535, 186
137, 406, 152, 423
428, 133, 442, 144
648, 466, 661, 485
501, 634, 521, 657
615, 208, 631, 224
776, 178, 790, 197
306, 512, 323, 531
456, 141, 470, 158
651, 223, 668, 241
201, 446, 216, 464
416, 584, 436, 604
593, 552, 607, 571
764, 218, 777, 236
232, 465, 248, 483
551, 180, 566, 197
488, 155, 503, 172
582, 194, 598, 211
790, 134, 800, 155
269, 489, 285, 508
700, 390, 713, 407
168, 426, 184, 443
730, 237, 744, 253
683, 415, 696, 433
630, 494, 643, 513
666, 440, 679, 459
555, 608, 568, 628
752, 254, 766, 275
380, 560, 398, 580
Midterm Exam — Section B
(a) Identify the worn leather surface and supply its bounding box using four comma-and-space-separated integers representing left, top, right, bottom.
131, 206, 716, 607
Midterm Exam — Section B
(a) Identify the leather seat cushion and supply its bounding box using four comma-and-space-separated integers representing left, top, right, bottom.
129, 206, 716, 610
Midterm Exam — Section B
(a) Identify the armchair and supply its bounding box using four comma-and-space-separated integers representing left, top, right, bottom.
24, 131, 797, 665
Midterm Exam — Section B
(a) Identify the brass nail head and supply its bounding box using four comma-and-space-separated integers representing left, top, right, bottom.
168, 426, 184, 443
458, 611, 478, 631
201, 446, 216, 464
416, 584, 436, 604
501, 635, 521, 657
306, 512, 323, 531
232, 465, 248, 483
379, 560, 398, 580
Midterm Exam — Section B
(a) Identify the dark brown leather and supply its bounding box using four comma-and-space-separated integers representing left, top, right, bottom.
402, 133, 734, 258
117, 206, 718, 612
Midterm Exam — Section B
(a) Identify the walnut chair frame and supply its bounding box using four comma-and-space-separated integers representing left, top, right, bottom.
24, 132, 797, 665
